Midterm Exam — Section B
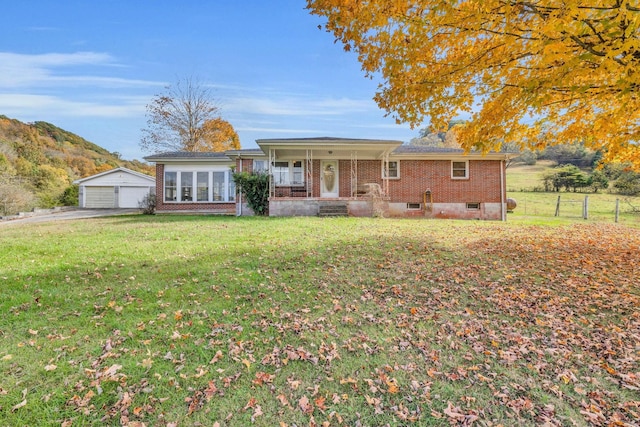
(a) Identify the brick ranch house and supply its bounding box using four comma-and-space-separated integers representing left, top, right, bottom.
144, 137, 515, 220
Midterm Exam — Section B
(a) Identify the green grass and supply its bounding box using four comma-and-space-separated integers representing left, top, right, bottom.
1, 215, 639, 426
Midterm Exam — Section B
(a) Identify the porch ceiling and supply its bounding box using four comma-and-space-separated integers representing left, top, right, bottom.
256, 137, 402, 160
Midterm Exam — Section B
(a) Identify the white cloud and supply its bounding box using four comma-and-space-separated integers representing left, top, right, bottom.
225, 95, 373, 117
0, 51, 162, 88
236, 126, 325, 134
0, 93, 147, 118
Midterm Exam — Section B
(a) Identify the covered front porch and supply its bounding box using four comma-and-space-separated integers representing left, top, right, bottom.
256, 137, 401, 216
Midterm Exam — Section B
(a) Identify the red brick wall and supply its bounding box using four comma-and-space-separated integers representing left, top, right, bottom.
237, 158, 254, 173
343, 160, 382, 196
387, 160, 504, 204
320, 159, 504, 203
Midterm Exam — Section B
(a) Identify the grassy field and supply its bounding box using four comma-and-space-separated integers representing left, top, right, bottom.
1, 215, 639, 426
507, 161, 640, 226
506, 160, 559, 192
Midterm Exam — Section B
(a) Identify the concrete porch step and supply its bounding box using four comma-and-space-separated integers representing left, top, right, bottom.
318, 203, 349, 217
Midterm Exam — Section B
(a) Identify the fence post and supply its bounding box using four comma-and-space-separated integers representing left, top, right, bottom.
583, 196, 589, 220
615, 198, 619, 223
555, 195, 561, 217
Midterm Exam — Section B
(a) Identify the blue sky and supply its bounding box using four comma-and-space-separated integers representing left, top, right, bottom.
0, 1, 420, 161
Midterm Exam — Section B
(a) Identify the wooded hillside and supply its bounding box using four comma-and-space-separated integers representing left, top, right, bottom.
0, 115, 153, 215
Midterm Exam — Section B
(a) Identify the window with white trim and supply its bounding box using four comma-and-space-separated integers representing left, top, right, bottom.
213, 171, 225, 201
164, 172, 177, 201
452, 161, 469, 179
197, 172, 208, 202
228, 179, 236, 202
272, 160, 304, 186
181, 172, 193, 201
253, 160, 268, 173
164, 169, 235, 203
466, 202, 481, 210
382, 160, 400, 179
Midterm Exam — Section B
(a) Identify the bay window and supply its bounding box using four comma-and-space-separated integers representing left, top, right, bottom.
164, 169, 235, 203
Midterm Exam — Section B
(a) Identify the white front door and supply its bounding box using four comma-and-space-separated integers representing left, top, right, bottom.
320, 160, 339, 198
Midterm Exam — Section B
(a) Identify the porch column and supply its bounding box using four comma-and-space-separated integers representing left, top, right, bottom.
268, 148, 275, 198
350, 151, 358, 197
306, 149, 313, 198
382, 152, 389, 196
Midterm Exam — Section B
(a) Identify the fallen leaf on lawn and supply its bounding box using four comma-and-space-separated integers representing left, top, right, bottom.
299, 395, 314, 414
443, 402, 465, 422
98, 364, 122, 380
314, 395, 327, 411
209, 350, 223, 364
253, 371, 275, 386
44, 364, 57, 371
11, 399, 27, 412
251, 404, 263, 421
244, 397, 257, 410
277, 394, 291, 408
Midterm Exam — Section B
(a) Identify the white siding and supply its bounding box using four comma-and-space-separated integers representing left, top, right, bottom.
120, 187, 151, 208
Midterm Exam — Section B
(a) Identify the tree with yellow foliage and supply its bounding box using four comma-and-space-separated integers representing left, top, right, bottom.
307, 0, 640, 167
191, 117, 240, 152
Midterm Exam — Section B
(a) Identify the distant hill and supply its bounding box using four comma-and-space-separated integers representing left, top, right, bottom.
0, 115, 153, 214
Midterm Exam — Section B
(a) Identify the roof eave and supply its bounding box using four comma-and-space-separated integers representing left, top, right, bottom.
73, 167, 154, 184
390, 152, 517, 160
143, 155, 233, 163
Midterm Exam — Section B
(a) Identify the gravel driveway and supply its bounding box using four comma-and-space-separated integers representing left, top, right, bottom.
0, 208, 141, 226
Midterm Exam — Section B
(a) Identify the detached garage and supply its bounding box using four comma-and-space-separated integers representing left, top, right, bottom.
74, 167, 155, 208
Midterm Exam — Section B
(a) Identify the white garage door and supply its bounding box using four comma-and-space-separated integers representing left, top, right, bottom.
85, 187, 115, 208
120, 187, 151, 208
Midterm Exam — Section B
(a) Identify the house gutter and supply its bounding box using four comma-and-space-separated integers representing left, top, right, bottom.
237, 155, 243, 217
500, 158, 506, 221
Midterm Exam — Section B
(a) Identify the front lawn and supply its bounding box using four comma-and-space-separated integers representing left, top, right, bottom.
1, 216, 638, 426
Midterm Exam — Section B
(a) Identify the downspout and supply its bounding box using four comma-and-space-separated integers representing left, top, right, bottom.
237, 156, 243, 217
500, 158, 506, 221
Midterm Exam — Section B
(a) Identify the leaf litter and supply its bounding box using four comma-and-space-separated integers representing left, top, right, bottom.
1, 219, 639, 426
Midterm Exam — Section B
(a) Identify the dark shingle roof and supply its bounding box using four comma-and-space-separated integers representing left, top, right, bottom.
256, 136, 403, 145
144, 151, 230, 160
392, 145, 465, 154
392, 145, 519, 155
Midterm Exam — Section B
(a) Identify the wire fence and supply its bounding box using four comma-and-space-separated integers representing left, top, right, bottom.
507, 193, 640, 224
